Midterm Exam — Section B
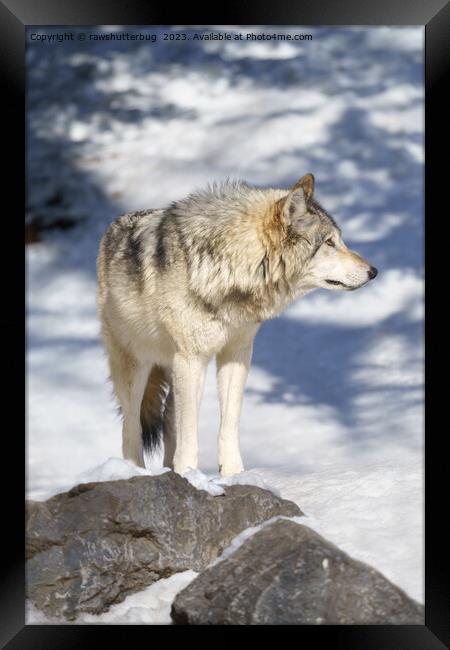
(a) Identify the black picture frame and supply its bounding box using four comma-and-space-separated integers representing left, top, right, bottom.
4, 0, 449, 645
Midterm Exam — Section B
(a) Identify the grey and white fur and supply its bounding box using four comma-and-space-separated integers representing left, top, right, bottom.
96, 174, 378, 476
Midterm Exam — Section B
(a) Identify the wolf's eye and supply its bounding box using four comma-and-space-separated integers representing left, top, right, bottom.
325, 239, 335, 247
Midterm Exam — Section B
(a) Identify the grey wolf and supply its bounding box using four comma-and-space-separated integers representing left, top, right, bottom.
96, 174, 377, 476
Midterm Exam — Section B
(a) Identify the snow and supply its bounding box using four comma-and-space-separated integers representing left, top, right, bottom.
26, 25, 424, 622
182, 468, 226, 496
212, 470, 281, 497
28, 457, 285, 501
78, 457, 160, 482
29, 457, 174, 501
262, 463, 423, 603
183, 467, 280, 497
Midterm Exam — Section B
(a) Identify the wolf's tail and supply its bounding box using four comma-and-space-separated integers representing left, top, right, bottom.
140, 364, 171, 455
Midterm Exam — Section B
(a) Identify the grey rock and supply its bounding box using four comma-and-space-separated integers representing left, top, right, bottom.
26, 472, 301, 620
171, 519, 424, 625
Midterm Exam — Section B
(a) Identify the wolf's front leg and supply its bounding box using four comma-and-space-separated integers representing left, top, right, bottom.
216, 335, 255, 477
171, 353, 207, 474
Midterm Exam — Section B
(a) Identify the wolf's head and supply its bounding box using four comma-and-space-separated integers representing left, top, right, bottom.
276, 174, 378, 292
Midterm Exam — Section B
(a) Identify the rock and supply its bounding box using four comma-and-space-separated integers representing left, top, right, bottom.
171, 519, 424, 625
26, 472, 301, 620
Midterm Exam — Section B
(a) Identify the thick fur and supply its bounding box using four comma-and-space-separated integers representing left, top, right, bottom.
96, 175, 377, 476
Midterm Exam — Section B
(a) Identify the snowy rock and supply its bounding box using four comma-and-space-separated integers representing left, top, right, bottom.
171, 519, 424, 625
182, 469, 225, 496
26, 471, 300, 620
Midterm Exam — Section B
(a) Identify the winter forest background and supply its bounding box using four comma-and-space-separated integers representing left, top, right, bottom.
26, 26, 424, 621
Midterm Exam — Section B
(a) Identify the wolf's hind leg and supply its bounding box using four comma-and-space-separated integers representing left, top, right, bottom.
108, 344, 151, 468
216, 334, 255, 477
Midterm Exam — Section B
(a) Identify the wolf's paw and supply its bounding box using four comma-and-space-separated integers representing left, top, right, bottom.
219, 458, 245, 478
122, 448, 146, 469
174, 464, 197, 476
173, 453, 198, 476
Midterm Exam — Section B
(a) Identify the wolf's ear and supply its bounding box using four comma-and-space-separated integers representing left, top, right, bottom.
291, 173, 315, 200
281, 187, 308, 224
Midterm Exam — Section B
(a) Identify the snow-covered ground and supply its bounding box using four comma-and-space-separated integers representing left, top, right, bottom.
26, 26, 424, 622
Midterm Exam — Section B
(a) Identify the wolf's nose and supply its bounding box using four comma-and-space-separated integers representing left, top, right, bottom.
368, 266, 378, 280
